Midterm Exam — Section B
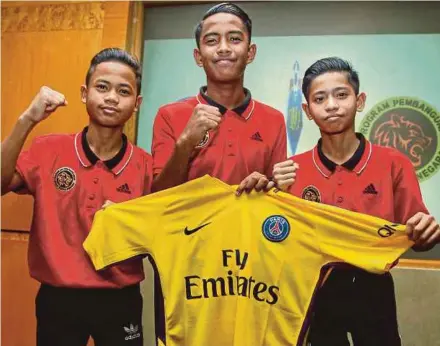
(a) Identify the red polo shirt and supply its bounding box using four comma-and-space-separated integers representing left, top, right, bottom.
152, 87, 287, 184
15, 127, 153, 288
289, 133, 428, 224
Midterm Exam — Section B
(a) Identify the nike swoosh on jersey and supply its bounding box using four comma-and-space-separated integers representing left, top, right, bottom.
184, 222, 211, 235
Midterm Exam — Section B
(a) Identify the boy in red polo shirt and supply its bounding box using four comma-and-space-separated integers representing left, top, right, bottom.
151, 2, 287, 192
1, 48, 151, 346
241, 57, 439, 345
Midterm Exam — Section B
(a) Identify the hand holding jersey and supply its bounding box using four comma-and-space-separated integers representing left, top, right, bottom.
406, 212, 440, 251
235, 171, 275, 196
235, 160, 299, 196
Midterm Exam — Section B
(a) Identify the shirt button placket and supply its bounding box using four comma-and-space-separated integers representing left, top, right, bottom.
226, 120, 235, 157
335, 166, 344, 204
88, 162, 103, 208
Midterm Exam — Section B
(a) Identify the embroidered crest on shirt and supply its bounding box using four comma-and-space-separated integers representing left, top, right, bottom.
302, 185, 321, 203
53, 167, 76, 191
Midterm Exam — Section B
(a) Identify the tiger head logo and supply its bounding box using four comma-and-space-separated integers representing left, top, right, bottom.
373, 113, 433, 168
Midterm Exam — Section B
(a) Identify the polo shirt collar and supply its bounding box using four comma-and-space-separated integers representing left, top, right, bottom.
196, 86, 255, 120
74, 127, 133, 175
312, 133, 372, 178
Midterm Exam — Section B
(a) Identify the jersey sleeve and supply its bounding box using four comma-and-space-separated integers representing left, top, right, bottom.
151, 107, 176, 177
83, 196, 161, 270
392, 151, 429, 223
311, 202, 413, 274
266, 113, 287, 177
15, 136, 48, 195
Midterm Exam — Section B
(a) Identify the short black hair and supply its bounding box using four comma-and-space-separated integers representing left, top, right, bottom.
302, 57, 360, 101
194, 2, 252, 48
85, 48, 142, 95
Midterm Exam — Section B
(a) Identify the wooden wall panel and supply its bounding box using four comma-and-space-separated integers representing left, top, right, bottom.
101, 1, 130, 49
1, 232, 40, 346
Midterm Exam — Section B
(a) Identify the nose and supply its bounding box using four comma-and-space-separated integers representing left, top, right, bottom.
217, 37, 232, 55
104, 89, 119, 104
325, 95, 339, 112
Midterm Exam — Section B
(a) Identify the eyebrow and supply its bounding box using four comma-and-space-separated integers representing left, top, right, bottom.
203, 30, 244, 39
312, 86, 350, 96
94, 79, 133, 90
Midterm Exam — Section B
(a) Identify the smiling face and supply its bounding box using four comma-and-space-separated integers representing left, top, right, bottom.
302, 71, 366, 135
193, 13, 256, 84
81, 61, 142, 128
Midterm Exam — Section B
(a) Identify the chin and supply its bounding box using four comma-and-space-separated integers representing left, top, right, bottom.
91, 117, 127, 129
214, 73, 243, 84
321, 126, 349, 135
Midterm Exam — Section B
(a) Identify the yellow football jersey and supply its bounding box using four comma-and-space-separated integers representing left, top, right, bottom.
84, 176, 412, 346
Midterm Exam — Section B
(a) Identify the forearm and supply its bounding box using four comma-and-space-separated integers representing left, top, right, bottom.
151, 138, 194, 192
1, 113, 35, 191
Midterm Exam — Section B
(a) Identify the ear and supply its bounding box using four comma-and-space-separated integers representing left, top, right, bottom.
80, 85, 87, 104
246, 43, 257, 64
302, 102, 313, 120
356, 92, 366, 112
193, 48, 203, 67
134, 95, 143, 112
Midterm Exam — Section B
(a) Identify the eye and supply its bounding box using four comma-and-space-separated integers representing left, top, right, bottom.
205, 38, 218, 45
314, 97, 324, 103
119, 89, 131, 96
96, 84, 108, 91
230, 36, 242, 43
336, 92, 348, 99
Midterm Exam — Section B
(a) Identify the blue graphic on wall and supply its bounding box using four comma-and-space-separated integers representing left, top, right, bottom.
286, 61, 303, 154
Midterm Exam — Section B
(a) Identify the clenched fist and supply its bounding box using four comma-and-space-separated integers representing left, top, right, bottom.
177, 104, 222, 149
23, 86, 67, 124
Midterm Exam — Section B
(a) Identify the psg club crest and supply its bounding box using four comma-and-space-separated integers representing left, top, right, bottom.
262, 215, 290, 242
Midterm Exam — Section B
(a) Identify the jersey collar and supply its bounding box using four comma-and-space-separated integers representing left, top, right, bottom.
312, 133, 372, 178
74, 127, 133, 175
196, 86, 255, 120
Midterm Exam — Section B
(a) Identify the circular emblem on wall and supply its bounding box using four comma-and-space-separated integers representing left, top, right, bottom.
302, 185, 321, 203
195, 131, 210, 149
262, 215, 290, 242
53, 167, 76, 191
359, 96, 440, 182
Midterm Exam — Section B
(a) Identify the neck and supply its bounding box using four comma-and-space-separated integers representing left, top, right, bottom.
320, 130, 359, 165
205, 78, 246, 109
86, 123, 124, 161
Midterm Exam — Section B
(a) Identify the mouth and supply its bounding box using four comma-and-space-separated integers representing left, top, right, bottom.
325, 114, 342, 121
214, 59, 236, 66
100, 106, 119, 115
